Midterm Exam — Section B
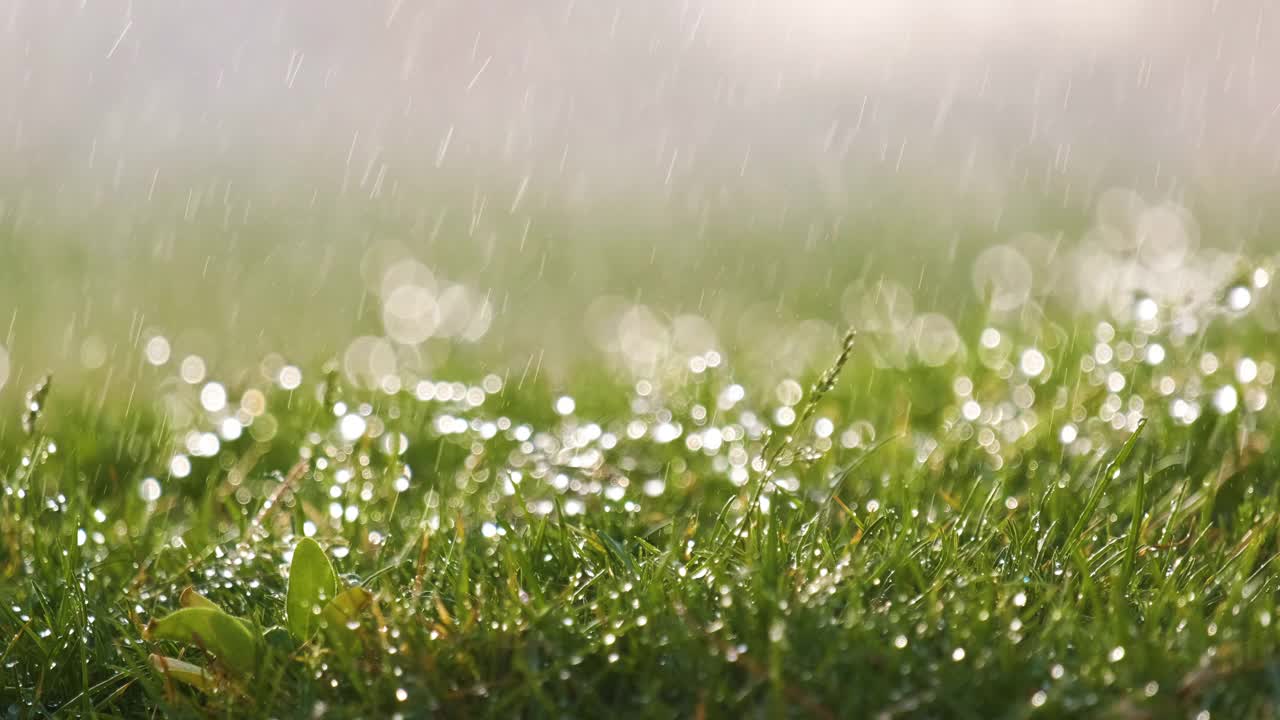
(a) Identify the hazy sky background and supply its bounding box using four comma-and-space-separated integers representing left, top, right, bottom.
3, 0, 1279, 214
2, 0, 1280, 390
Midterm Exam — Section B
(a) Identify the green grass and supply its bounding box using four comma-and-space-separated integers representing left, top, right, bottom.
3, 282, 1280, 718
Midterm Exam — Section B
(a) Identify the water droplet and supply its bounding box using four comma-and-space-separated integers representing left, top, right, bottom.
1019, 348, 1046, 377
200, 382, 227, 412
139, 477, 162, 502
169, 455, 192, 478
180, 355, 207, 384
144, 336, 171, 366
1146, 343, 1166, 365
1226, 285, 1253, 312
1133, 296, 1158, 322
1213, 386, 1238, 414
340, 414, 367, 441
555, 396, 576, 415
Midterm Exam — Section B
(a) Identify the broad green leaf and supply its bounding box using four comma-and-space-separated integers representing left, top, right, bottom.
144, 607, 261, 672
262, 625, 297, 654
324, 586, 372, 619
287, 537, 339, 641
149, 653, 217, 692
179, 586, 223, 612
322, 586, 372, 653
322, 586, 373, 653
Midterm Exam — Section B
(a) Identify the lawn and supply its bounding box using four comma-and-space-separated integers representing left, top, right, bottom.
3, 254, 1280, 719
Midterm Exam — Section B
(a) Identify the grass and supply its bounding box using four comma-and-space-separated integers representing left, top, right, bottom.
3, 270, 1280, 718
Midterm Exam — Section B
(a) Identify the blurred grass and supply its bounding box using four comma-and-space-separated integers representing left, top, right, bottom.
0, 195, 1098, 390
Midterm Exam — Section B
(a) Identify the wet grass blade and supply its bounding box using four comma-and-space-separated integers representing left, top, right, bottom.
1064, 418, 1147, 559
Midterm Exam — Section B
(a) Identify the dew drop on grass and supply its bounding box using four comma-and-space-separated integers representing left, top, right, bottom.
814, 417, 834, 438
340, 414, 367, 441
555, 396, 575, 415
1225, 284, 1253, 312
1213, 386, 1238, 414
279, 365, 303, 390
1133, 296, 1158, 322
180, 355, 206, 384
169, 455, 191, 478
1238, 358, 1258, 383
144, 336, 170, 366
1108, 646, 1125, 662
1019, 349, 1046, 377
201, 382, 227, 412
219, 417, 243, 440
139, 477, 161, 502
